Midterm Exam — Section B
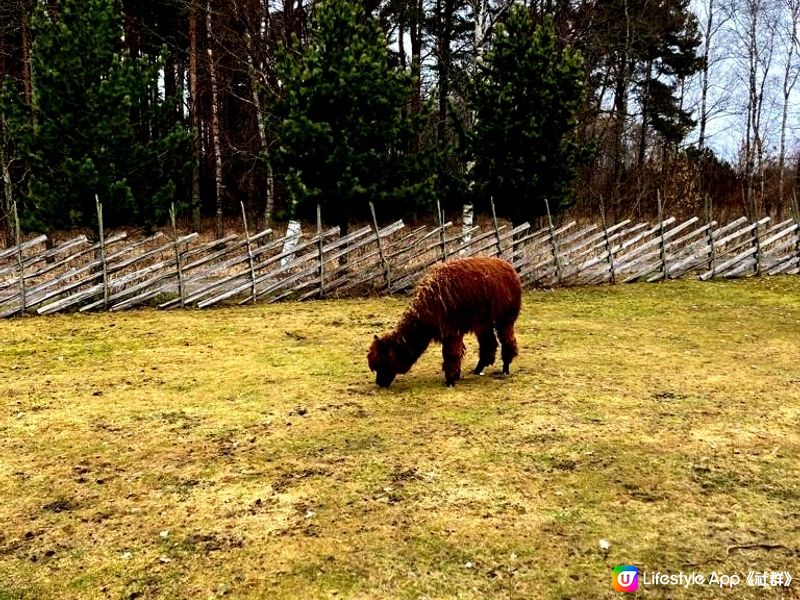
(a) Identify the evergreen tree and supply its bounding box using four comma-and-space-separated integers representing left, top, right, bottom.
576, 0, 702, 170
11, 0, 191, 232
636, 0, 702, 147
272, 0, 434, 230
470, 10, 586, 223
469, 10, 586, 222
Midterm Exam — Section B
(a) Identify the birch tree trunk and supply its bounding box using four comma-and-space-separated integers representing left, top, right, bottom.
698, 0, 716, 150
737, 0, 774, 218
778, 0, 800, 209
436, 0, 453, 147
637, 60, 652, 168
612, 0, 632, 201
206, 0, 225, 239
236, 2, 275, 230
410, 0, 422, 146
188, 1, 202, 231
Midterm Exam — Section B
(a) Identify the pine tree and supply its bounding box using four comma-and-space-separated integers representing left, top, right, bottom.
11, 0, 192, 232
470, 10, 586, 223
272, 0, 434, 231
633, 0, 702, 159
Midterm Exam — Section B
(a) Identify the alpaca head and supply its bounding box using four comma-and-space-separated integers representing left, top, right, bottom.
367, 335, 398, 387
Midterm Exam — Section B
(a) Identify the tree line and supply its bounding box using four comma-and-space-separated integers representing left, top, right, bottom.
1, 0, 799, 245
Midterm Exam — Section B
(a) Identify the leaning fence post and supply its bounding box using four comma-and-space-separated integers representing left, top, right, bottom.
317, 204, 326, 297
511, 230, 521, 265
753, 219, 762, 276
793, 191, 800, 267
705, 196, 716, 277
544, 198, 563, 284
490, 197, 503, 257
706, 225, 717, 278
12, 201, 26, 314
369, 202, 390, 289
600, 199, 616, 284
657, 191, 669, 281
280, 220, 302, 268
169, 204, 186, 308
436, 199, 446, 262
241, 201, 257, 303
95, 195, 110, 309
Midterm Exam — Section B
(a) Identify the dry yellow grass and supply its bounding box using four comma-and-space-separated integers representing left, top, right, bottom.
1, 277, 799, 599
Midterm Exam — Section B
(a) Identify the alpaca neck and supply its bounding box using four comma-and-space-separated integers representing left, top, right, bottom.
390, 316, 433, 374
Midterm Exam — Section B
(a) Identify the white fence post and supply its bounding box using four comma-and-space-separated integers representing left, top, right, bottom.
280, 220, 302, 268
459, 204, 473, 256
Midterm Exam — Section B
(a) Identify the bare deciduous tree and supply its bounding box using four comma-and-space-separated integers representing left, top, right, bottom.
697, 0, 733, 150
728, 0, 777, 217
188, 0, 203, 230
778, 0, 800, 203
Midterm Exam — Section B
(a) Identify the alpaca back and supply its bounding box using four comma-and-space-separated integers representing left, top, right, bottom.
407, 256, 521, 340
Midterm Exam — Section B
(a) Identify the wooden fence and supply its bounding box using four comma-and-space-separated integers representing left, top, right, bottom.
1, 202, 799, 318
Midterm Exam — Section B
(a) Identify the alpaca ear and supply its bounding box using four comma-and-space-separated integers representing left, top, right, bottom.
373, 334, 379, 342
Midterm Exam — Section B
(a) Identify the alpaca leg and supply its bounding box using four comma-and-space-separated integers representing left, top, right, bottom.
497, 322, 518, 375
473, 327, 498, 375
442, 336, 465, 386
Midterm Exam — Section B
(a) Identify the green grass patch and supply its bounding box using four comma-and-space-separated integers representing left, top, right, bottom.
1, 278, 799, 598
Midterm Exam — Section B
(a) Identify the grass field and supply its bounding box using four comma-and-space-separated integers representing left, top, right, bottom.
1, 277, 799, 599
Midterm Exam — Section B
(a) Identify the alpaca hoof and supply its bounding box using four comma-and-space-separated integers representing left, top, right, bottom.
445, 381, 456, 387
472, 367, 485, 376
502, 365, 510, 375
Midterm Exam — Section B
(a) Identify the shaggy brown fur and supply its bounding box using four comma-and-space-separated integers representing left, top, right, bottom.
367, 256, 522, 387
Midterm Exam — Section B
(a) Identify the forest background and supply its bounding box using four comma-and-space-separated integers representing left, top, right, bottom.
1, 0, 799, 246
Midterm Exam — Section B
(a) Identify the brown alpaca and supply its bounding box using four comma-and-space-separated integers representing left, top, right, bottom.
368, 256, 522, 387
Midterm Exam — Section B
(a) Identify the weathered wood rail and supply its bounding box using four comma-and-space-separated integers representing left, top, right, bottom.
1, 210, 798, 317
